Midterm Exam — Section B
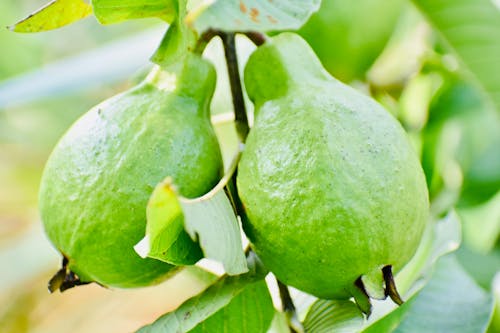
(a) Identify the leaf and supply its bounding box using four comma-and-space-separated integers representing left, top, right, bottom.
363, 254, 494, 333
458, 190, 500, 254
189, 280, 274, 333
186, 0, 321, 34
412, 0, 500, 112
9, 0, 92, 33
267, 312, 290, 333
135, 180, 203, 265
135, 150, 248, 275
302, 299, 364, 333
456, 245, 500, 291
150, 0, 197, 68
362, 212, 461, 326
91, 0, 177, 24
394, 211, 462, 297
136, 252, 268, 333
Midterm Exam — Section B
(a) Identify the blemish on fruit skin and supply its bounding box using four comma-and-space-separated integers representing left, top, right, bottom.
239, 1, 247, 13
250, 8, 260, 23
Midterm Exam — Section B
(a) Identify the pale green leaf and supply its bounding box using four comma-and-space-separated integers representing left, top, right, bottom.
137, 252, 268, 333
136, 150, 248, 275
189, 280, 274, 333
394, 211, 461, 297
135, 179, 203, 265
92, 0, 177, 24
267, 312, 290, 333
151, 0, 197, 68
459, 190, 500, 254
186, 0, 321, 33
363, 254, 494, 333
303, 299, 364, 333
412, 0, 500, 112
10, 0, 92, 33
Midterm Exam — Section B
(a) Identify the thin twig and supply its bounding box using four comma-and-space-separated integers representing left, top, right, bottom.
220, 32, 250, 142
278, 280, 304, 333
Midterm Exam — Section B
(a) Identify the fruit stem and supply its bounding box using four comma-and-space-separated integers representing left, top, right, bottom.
220, 32, 250, 142
383, 265, 404, 305
277, 280, 304, 333
194, 28, 220, 55
243, 31, 267, 46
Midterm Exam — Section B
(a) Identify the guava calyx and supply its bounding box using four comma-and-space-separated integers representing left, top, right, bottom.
47, 257, 91, 293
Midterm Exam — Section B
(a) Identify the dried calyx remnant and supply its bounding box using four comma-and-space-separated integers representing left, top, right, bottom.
48, 257, 91, 293
353, 265, 404, 315
383, 265, 404, 305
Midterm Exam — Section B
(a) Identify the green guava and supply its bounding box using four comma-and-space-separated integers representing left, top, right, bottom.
39, 54, 223, 288
237, 33, 429, 300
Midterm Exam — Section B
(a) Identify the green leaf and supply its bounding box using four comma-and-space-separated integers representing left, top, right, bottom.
189, 280, 274, 333
412, 0, 500, 112
267, 312, 290, 333
136, 252, 268, 333
186, 0, 321, 33
9, 0, 92, 33
363, 254, 494, 333
136, 179, 203, 265
150, 0, 197, 68
302, 299, 364, 333
91, 0, 177, 24
456, 245, 500, 291
135, 150, 248, 275
392, 211, 461, 299
459, 190, 500, 254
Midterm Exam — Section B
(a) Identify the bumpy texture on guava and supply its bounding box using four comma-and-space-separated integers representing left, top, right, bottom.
39, 54, 223, 288
237, 33, 429, 300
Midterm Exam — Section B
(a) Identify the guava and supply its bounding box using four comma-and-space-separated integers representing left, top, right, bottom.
237, 33, 429, 301
39, 53, 223, 289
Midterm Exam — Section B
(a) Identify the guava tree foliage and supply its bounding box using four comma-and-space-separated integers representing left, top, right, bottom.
10, 0, 500, 332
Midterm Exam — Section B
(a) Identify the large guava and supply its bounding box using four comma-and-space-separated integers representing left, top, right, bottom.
39, 54, 223, 289
237, 33, 429, 301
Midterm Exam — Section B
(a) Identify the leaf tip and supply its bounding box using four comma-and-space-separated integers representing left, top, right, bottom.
134, 235, 151, 258
196, 258, 226, 276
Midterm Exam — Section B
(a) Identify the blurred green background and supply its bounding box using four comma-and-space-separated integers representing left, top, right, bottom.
1, 0, 499, 332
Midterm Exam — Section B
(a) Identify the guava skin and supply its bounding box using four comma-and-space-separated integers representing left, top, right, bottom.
237, 33, 429, 299
39, 55, 223, 288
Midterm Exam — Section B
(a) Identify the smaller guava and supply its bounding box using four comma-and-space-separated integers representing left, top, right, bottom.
39, 54, 223, 290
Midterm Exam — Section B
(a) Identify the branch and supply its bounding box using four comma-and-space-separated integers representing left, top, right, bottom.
278, 280, 304, 333
220, 32, 249, 142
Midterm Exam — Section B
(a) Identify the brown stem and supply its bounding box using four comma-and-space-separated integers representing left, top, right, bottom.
277, 280, 303, 333
194, 28, 220, 55
220, 32, 250, 142
243, 31, 267, 46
